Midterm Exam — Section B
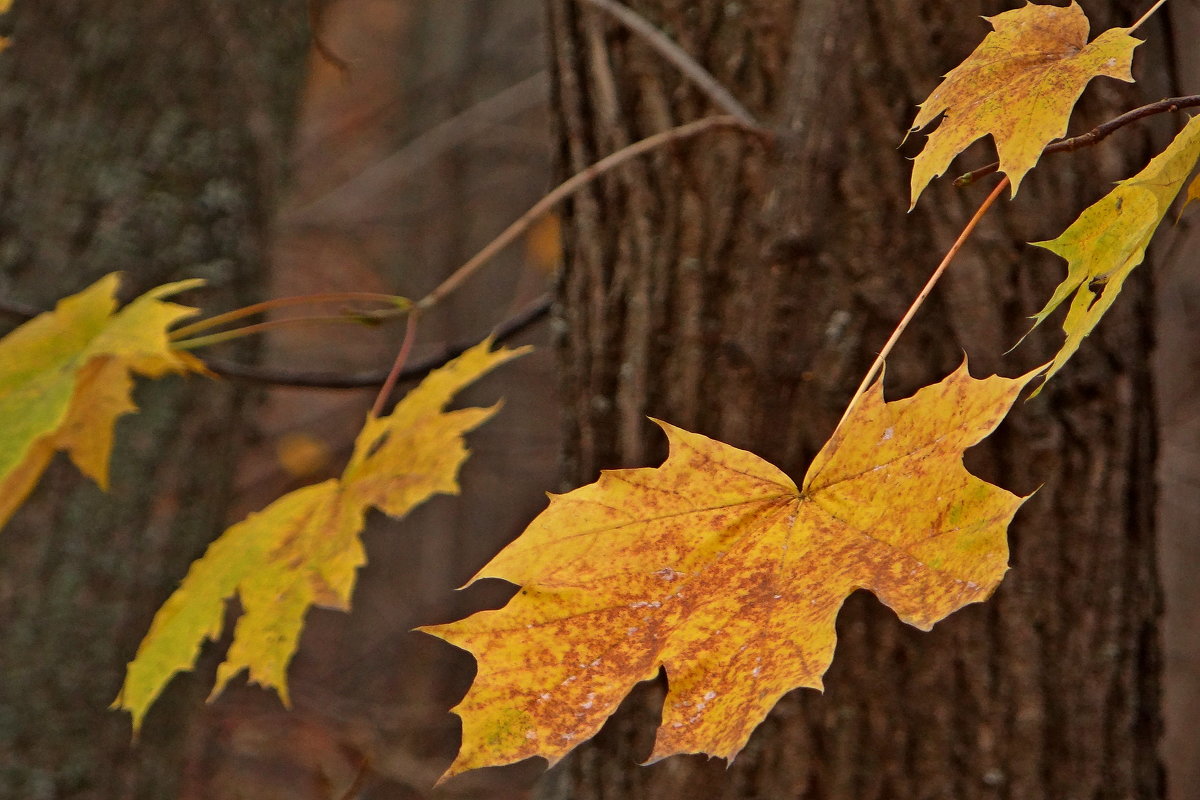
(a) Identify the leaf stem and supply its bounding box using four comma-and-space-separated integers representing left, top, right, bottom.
1131, 0, 1168, 32
835, 177, 1010, 431
371, 310, 420, 418
415, 115, 766, 313
169, 292, 409, 340
171, 315, 389, 351
954, 95, 1200, 188
199, 293, 551, 389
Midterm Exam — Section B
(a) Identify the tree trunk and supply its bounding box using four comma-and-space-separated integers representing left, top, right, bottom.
541, 0, 1177, 797
0, 3, 307, 798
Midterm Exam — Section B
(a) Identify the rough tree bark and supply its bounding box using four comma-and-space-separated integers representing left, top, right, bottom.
540, 0, 1179, 798
0, 3, 307, 798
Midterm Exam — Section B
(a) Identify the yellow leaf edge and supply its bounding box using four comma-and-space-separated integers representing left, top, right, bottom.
421, 358, 1046, 781
0, 274, 205, 532
1017, 115, 1200, 391
111, 338, 529, 734
906, 2, 1139, 206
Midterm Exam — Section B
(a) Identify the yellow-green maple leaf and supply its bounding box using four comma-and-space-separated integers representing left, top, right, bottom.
1027, 114, 1200, 387
908, 2, 1139, 206
114, 340, 528, 732
0, 274, 205, 530
422, 362, 1040, 779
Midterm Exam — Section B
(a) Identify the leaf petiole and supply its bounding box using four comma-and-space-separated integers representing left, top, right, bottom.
1131, 0, 1168, 33
170, 314, 398, 351
371, 310, 420, 417
168, 292, 410, 341
835, 176, 1010, 432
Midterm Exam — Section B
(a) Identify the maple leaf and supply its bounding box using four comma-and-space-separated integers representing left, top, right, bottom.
1025, 114, 1200, 387
0, 274, 205, 531
113, 340, 527, 732
422, 363, 1040, 778
907, 1, 1139, 206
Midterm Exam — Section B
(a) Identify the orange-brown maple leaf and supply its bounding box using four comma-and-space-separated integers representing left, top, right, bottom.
423, 362, 1040, 779
908, 2, 1139, 205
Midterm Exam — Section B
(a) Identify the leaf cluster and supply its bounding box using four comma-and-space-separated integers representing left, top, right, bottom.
0, 0, 1196, 786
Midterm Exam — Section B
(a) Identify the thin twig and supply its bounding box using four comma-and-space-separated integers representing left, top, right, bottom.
372, 311, 420, 417
1, 290, 549, 390
955, 94, 1200, 188
1131, 0, 1169, 32
202, 293, 550, 389
417, 115, 765, 312
286, 73, 549, 227
171, 315, 389, 351
835, 177, 1010, 431
576, 0, 758, 126
309, 0, 351, 76
334, 757, 372, 800
169, 292, 408, 340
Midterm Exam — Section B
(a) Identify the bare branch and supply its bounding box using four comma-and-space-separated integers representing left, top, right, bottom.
418, 115, 767, 312
955, 94, 1200, 189
201, 293, 552, 390
286, 72, 550, 227
576, 0, 759, 127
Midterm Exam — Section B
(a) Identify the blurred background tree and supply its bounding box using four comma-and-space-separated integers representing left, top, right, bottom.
0, 2, 309, 797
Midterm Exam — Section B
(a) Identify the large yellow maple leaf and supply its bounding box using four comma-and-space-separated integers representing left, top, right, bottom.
1026, 114, 1200, 386
423, 363, 1039, 778
908, 1, 1139, 206
0, 274, 205, 530
114, 340, 528, 732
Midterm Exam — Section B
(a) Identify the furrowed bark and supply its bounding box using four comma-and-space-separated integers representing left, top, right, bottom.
0, 4, 307, 797
542, 1, 1174, 797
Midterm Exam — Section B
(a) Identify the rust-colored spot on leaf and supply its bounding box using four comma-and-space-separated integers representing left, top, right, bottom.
423, 362, 1040, 779
908, 2, 1139, 205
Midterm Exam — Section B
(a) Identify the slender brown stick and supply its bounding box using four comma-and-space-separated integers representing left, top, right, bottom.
372, 311, 420, 417
836, 177, 1010, 430
169, 292, 408, 340
334, 757, 372, 800
172, 315, 390, 351
576, 0, 757, 126
288, 73, 549, 226
1, 289, 549, 390
1131, 0, 1168, 32
417, 115, 763, 312
955, 95, 1200, 188
200, 293, 550, 389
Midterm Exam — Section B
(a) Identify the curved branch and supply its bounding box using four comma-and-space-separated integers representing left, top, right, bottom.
576, 0, 758, 126
417, 114, 766, 312
201, 293, 552, 389
955, 95, 1200, 188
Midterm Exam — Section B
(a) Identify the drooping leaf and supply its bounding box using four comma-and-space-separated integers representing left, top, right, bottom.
1026, 114, 1200, 387
423, 363, 1040, 778
0, 274, 205, 530
907, 1, 1139, 206
114, 340, 529, 732
1186, 171, 1200, 212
